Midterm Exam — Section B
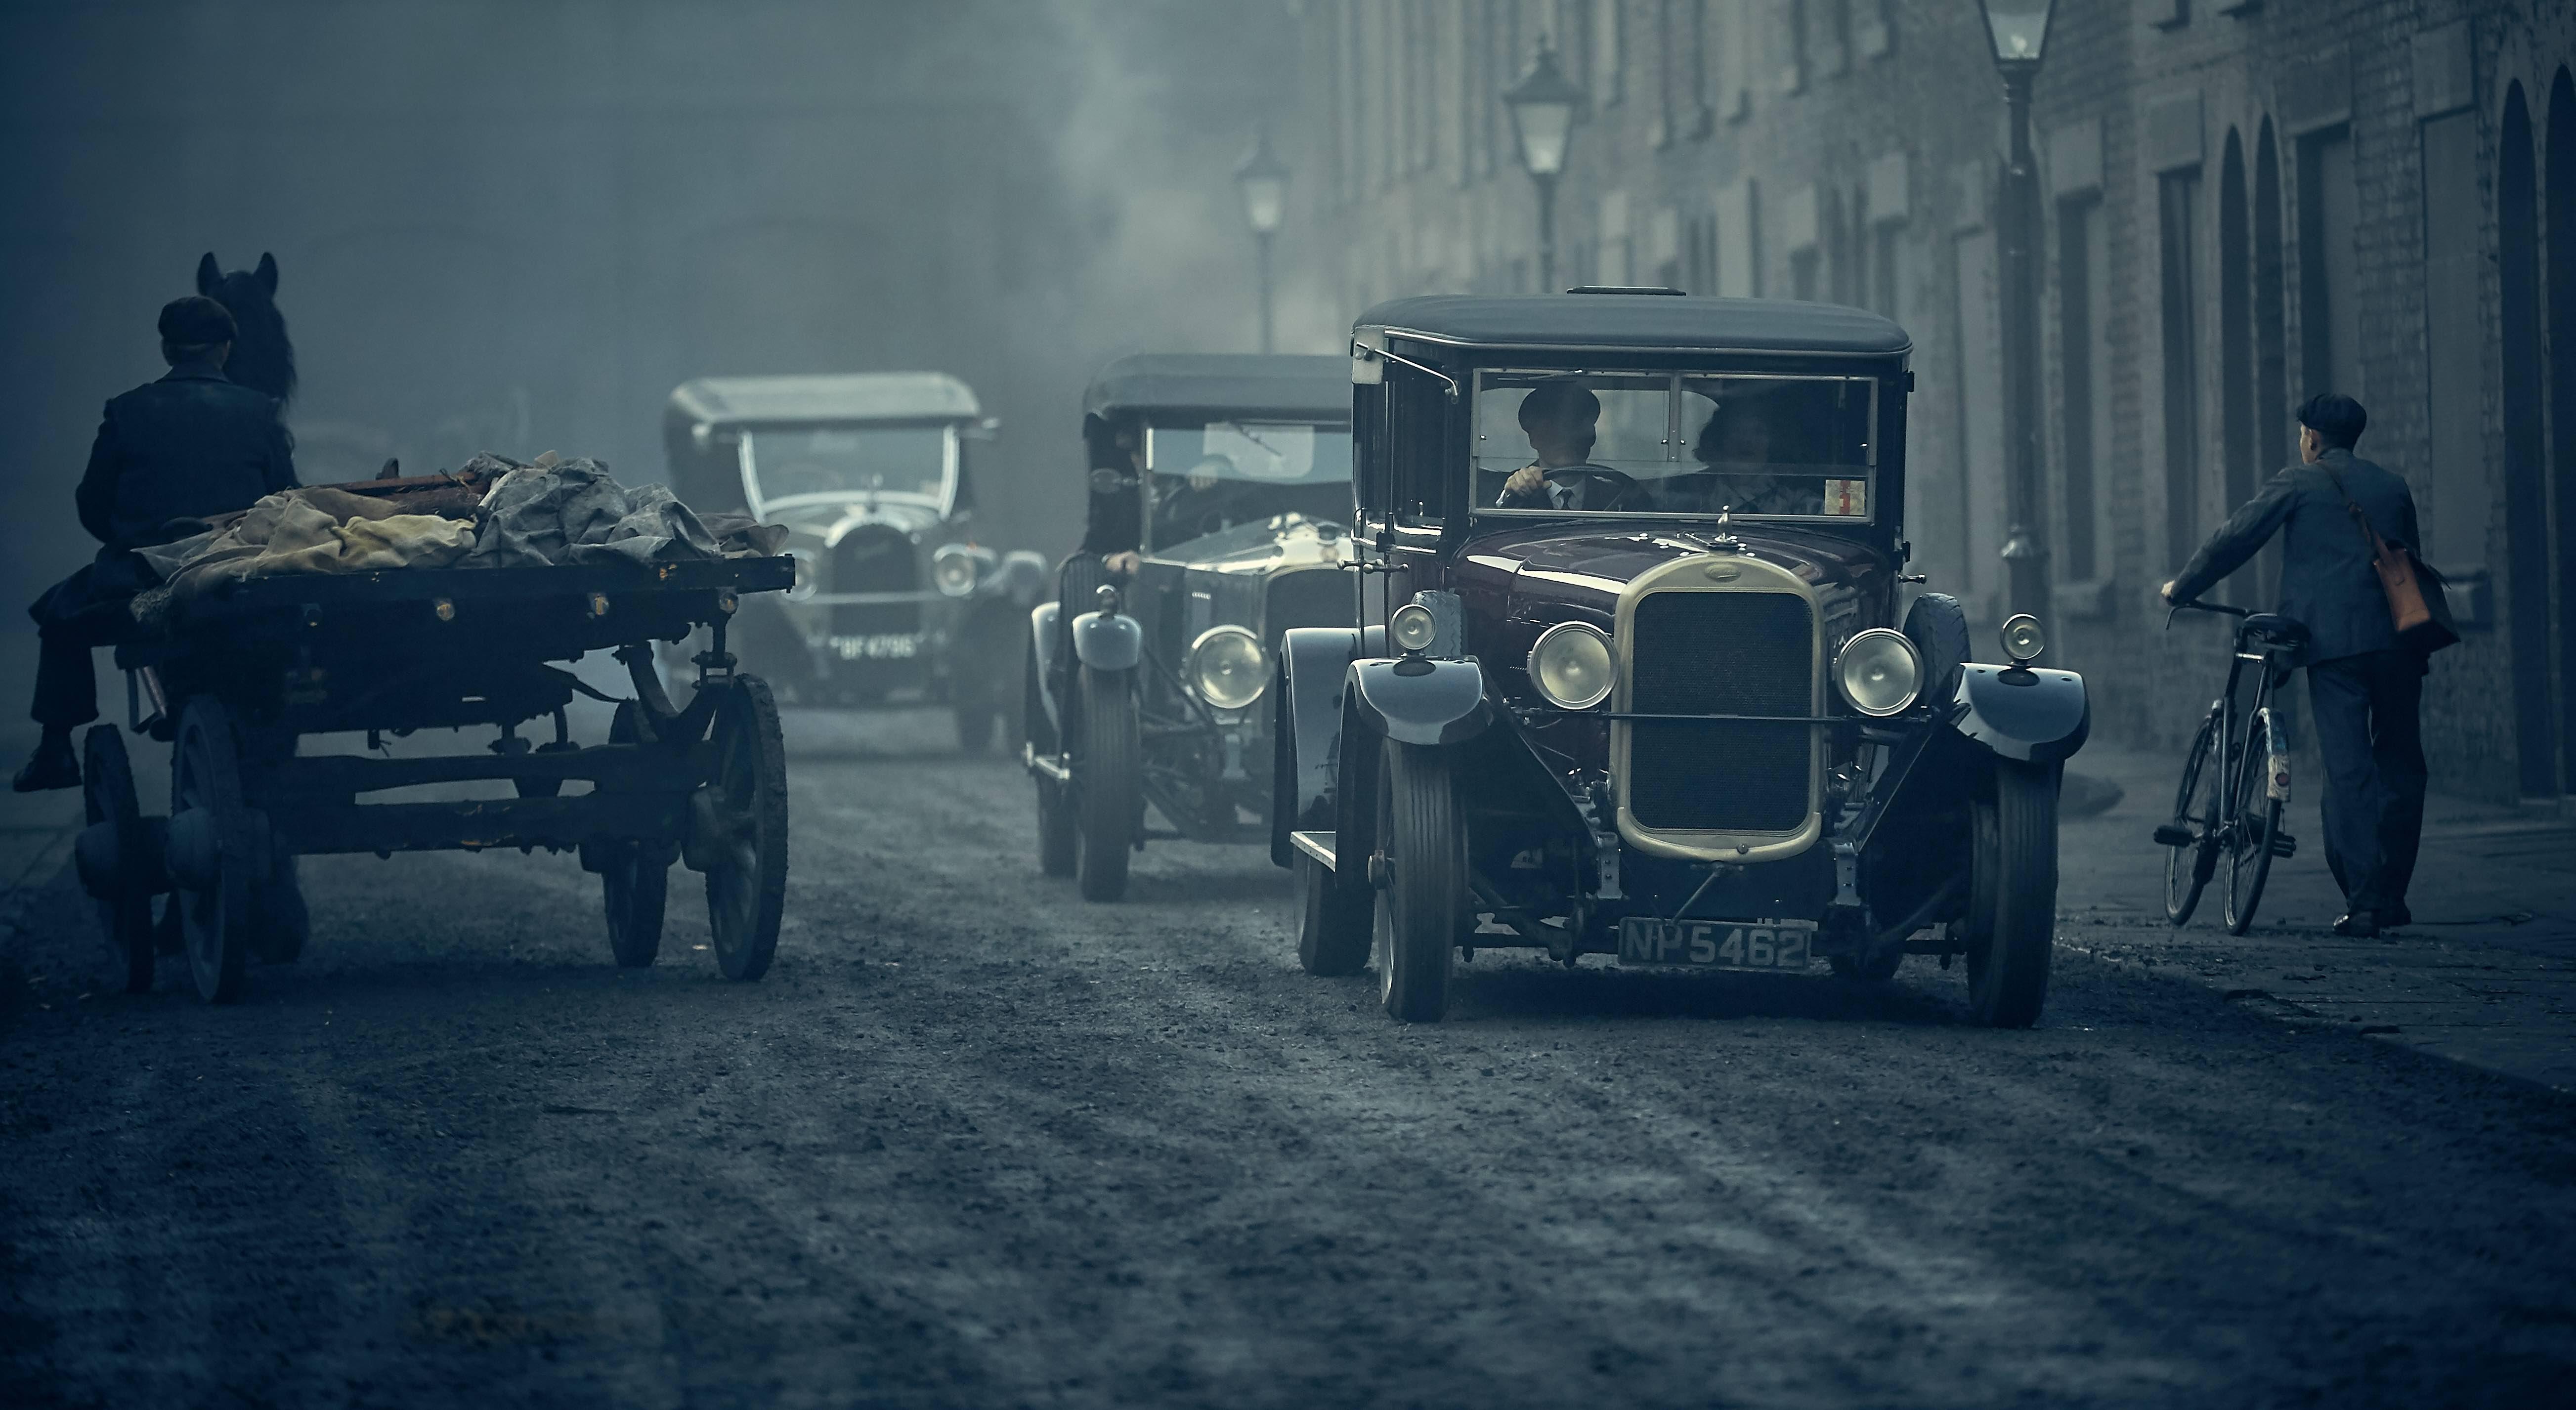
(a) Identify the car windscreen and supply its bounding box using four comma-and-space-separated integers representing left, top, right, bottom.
741, 424, 953, 506
1471, 371, 1877, 521
1144, 421, 1354, 550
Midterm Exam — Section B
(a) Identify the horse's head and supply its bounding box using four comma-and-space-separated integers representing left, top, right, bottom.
195, 251, 296, 405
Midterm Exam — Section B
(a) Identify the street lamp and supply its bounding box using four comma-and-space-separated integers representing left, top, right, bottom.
1237, 131, 1289, 353
1503, 39, 1584, 294
1978, 0, 2056, 625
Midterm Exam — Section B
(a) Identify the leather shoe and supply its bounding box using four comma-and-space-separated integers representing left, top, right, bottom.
2331, 910, 2379, 938
10, 737, 79, 793
2383, 902, 2412, 928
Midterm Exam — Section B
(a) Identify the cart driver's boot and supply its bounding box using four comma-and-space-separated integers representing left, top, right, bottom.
11, 727, 78, 793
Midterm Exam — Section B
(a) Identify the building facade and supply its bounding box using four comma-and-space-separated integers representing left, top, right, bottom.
1281, 0, 2576, 805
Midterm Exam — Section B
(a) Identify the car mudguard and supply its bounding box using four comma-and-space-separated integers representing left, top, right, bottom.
985, 550, 1051, 606
1071, 607, 1142, 672
1029, 602, 1063, 729
1347, 657, 1494, 748
1948, 664, 2090, 764
1271, 626, 1362, 865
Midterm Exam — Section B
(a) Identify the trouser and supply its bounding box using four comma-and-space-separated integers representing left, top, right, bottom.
2306, 649, 2428, 913
28, 569, 136, 730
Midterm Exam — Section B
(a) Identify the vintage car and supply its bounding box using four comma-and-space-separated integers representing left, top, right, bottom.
1270, 292, 2089, 1026
1025, 354, 1358, 900
664, 373, 1045, 750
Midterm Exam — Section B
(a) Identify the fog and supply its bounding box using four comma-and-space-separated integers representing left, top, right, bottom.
0, 0, 1313, 752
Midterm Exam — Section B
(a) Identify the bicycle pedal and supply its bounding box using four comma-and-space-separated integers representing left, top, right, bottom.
2270, 832, 2298, 858
2153, 823, 2196, 848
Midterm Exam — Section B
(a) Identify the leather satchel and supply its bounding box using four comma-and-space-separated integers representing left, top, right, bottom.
2323, 463, 2459, 655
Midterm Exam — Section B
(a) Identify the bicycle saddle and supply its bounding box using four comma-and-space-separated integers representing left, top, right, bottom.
2241, 613, 2308, 647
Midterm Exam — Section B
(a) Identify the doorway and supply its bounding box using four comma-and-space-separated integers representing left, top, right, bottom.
2500, 84, 2555, 796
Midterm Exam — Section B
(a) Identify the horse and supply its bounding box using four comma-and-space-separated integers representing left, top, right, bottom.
195, 251, 296, 405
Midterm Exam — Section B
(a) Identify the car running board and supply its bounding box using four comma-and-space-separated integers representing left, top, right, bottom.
1290, 829, 1337, 871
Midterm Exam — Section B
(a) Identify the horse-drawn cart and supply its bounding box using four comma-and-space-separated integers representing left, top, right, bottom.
74, 553, 797, 1002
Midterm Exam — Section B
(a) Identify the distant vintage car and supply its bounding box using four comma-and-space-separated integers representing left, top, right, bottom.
665, 373, 1045, 750
1025, 354, 1358, 900
1272, 292, 2090, 1026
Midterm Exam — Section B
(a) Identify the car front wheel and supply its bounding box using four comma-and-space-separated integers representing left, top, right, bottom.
1373, 737, 1461, 1023
1073, 666, 1138, 902
1964, 758, 2059, 1027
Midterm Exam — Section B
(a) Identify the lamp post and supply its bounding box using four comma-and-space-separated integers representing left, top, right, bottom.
1503, 40, 1583, 294
1237, 132, 1289, 353
1979, 0, 2056, 625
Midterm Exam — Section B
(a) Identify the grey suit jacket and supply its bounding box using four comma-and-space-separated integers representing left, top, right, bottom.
2169, 447, 2421, 666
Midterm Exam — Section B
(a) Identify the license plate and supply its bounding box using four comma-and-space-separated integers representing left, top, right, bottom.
829, 633, 920, 661
1616, 917, 1817, 972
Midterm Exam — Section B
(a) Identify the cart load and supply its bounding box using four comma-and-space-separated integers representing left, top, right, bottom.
73, 453, 800, 1003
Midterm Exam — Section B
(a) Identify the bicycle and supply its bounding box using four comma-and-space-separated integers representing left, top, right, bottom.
2154, 601, 2303, 933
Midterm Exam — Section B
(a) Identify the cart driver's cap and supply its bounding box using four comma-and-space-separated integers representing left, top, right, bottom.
158, 296, 237, 347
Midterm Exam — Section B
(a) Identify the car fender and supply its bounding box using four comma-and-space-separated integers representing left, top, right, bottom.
1071, 607, 1142, 672
1348, 657, 1494, 748
1271, 627, 1362, 865
984, 550, 1051, 606
1948, 664, 2090, 764
1029, 602, 1063, 727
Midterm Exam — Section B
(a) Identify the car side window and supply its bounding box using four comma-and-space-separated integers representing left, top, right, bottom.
1386, 368, 1450, 525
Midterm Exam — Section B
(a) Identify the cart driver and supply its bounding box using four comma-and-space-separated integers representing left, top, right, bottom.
14, 296, 299, 792
1496, 378, 1650, 512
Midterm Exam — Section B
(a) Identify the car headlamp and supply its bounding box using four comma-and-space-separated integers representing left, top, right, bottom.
1528, 621, 1614, 710
1389, 602, 1439, 654
1187, 625, 1267, 711
2000, 613, 2046, 665
931, 544, 982, 598
1833, 628, 1923, 717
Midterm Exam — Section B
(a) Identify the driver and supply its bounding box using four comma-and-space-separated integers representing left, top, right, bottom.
1496, 378, 1637, 511
1150, 453, 1241, 546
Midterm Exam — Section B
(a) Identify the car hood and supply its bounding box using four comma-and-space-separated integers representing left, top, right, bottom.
768, 497, 943, 545
1147, 513, 1359, 575
1456, 521, 1889, 616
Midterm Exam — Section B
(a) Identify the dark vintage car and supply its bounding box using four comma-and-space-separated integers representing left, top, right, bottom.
1025, 354, 1358, 900
665, 373, 1045, 750
1272, 292, 2090, 1025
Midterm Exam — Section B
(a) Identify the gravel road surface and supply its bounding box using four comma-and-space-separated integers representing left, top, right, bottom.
4, 709, 2573, 1409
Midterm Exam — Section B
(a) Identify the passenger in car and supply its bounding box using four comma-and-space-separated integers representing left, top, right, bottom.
1673, 400, 1823, 516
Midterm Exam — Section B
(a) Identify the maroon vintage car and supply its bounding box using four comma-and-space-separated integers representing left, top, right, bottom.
1271, 291, 2089, 1026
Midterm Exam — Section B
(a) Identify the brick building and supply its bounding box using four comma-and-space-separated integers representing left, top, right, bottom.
1278, 1, 2576, 805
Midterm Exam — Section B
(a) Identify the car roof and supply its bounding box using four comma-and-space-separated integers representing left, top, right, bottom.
1355, 294, 1913, 358
1082, 353, 1353, 422
667, 372, 981, 426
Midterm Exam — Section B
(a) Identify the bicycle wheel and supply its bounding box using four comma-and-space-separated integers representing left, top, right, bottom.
2163, 712, 2222, 926
2223, 711, 2283, 935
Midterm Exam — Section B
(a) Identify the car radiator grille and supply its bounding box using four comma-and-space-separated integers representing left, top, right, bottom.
1625, 590, 1815, 833
830, 525, 920, 636
1262, 568, 1356, 639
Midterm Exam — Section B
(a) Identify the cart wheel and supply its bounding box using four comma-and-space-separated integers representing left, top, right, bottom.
172, 699, 252, 1004
81, 725, 154, 994
251, 855, 309, 964
600, 702, 668, 967
702, 676, 788, 981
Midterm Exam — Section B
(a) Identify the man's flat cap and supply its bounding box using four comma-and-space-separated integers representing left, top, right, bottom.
158, 295, 236, 347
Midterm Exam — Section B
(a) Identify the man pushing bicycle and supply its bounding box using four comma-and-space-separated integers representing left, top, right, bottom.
2160, 393, 2429, 939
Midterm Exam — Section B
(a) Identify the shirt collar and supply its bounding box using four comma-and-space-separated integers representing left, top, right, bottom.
162, 360, 231, 383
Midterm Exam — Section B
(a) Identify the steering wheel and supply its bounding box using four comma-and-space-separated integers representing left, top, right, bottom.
1540, 465, 1647, 511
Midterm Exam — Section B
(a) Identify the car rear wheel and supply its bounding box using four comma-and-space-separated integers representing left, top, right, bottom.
1373, 738, 1460, 1023
1296, 848, 1372, 976
1964, 758, 2059, 1028
1074, 666, 1138, 902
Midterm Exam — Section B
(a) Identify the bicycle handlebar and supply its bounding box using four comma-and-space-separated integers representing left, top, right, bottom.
2163, 599, 2251, 630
